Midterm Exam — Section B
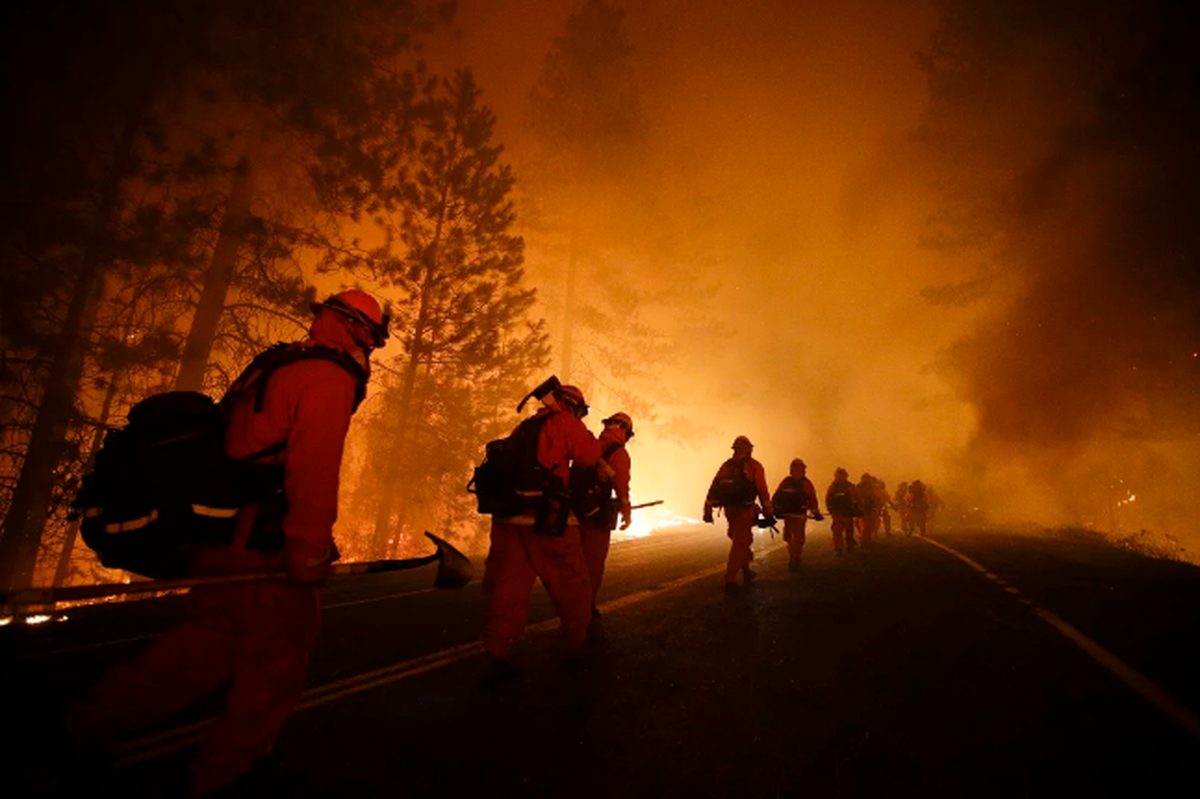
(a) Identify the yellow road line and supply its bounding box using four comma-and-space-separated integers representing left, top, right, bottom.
114, 545, 780, 767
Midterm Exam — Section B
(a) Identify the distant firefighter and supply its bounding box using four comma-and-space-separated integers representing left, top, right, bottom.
877, 478, 893, 536
704, 435, 774, 590
855, 472, 882, 547
771, 458, 821, 572
894, 481, 912, 535
906, 480, 930, 536
925, 483, 944, 532
825, 467, 861, 556
574, 412, 634, 622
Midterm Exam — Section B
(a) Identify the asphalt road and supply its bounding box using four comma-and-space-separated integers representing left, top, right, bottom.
3, 523, 1199, 797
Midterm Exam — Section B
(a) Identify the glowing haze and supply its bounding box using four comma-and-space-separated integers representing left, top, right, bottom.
412, 0, 1199, 551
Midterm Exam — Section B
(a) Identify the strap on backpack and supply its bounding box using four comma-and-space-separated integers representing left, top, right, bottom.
223, 343, 369, 416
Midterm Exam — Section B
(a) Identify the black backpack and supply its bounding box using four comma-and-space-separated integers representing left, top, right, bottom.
826, 480, 860, 516
772, 477, 810, 516
467, 413, 554, 519
707, 458, 757, 508
73, 343, 367, 578
570, 440, 624, 528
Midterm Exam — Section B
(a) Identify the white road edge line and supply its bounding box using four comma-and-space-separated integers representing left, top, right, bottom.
917, 534, 1200, 742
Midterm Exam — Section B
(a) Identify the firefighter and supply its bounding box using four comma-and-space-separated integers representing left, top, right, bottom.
65, 289, 388, 795
771, 458, 820, 572
825, 467, 860, 556
894, 480, 912, 535
907, 479, 931, 536
926, 483, 944, 531
482, 384, 602, 670
577, 412, 633, 620
703, 435, 773, 590
855, 472, 881, 547
877, 478, 893, 536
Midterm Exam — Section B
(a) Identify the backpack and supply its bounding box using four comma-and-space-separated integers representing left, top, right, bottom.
908, 482, 928, 508
826, 480, 860, 516
707, 458, 757, 507
772, 477, 810, 516
858, 482, 878, 514
73, 343, 367, 578
467, 413, 555, 519
570, 440, 624, 528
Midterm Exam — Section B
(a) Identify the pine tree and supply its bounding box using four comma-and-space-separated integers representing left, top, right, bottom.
355, 69, 548, 557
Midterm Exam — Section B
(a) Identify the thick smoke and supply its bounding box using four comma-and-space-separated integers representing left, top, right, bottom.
432, 0, 1199, 550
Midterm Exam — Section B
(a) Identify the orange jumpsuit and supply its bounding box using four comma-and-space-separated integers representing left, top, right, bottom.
773, 475, 818, 565
878, 484, 892, 535
706, 456, 772, 584
894, 483, 912, 535
907, 483, 930, 536
579, 427, 630, 607
825, 478, 861, 554
482, 407, 602, 659
855, 479, 881, 546
66, 313, 362, 795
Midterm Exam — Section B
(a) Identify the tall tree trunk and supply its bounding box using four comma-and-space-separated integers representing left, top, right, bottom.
0, 113, 140, 591
370, 312, 430, 556
52, 374, 119, 587
561, 225, 579, 382
174, 160, 255, 392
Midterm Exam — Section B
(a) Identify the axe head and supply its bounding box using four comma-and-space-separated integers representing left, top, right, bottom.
425, 532, 474, 589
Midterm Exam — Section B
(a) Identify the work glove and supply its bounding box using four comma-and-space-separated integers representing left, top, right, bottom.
759, 513, 777, 528
703, 506, 714, 524
285, 537, 337, 585
619, 502, 632, 530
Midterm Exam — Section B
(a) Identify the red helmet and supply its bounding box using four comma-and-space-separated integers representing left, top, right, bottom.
313, 289, 390, 348
602, 412, 634, 438
732, 435, 753, 449
554, 384, 589, 418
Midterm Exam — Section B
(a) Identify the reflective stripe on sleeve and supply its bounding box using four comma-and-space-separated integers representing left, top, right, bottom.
103, 509, 159, 534
191, 504, 240, 519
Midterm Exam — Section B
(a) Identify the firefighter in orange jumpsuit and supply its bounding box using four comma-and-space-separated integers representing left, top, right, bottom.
65, 290, 387, 795
925, 483, 944, 531
855, 472, 881, 547
825, 467, 860, 556
894, 481, 912, 535
482, 384, 602, 667
703, 435, 773, 590
578, 412, 633, 620
877, 478, 893, 536
771, 458, 820, 572
907, 479, 931, 536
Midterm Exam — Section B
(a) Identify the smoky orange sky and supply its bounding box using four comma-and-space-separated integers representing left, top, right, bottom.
411, 0, 978, 521
380, 0, 1200, 550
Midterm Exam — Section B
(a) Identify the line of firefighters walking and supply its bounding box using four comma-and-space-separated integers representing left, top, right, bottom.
701, 435, 943, 590
55, 314, 941, 797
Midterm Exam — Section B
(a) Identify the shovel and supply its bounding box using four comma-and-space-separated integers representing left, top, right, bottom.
1, 532, 474, 608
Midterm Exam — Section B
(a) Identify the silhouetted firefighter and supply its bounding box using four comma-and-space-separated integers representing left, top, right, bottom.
574, 411, 635, 624
469, 377, 602, 678
772, 458, 822, 571
704, 435, 774, 590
